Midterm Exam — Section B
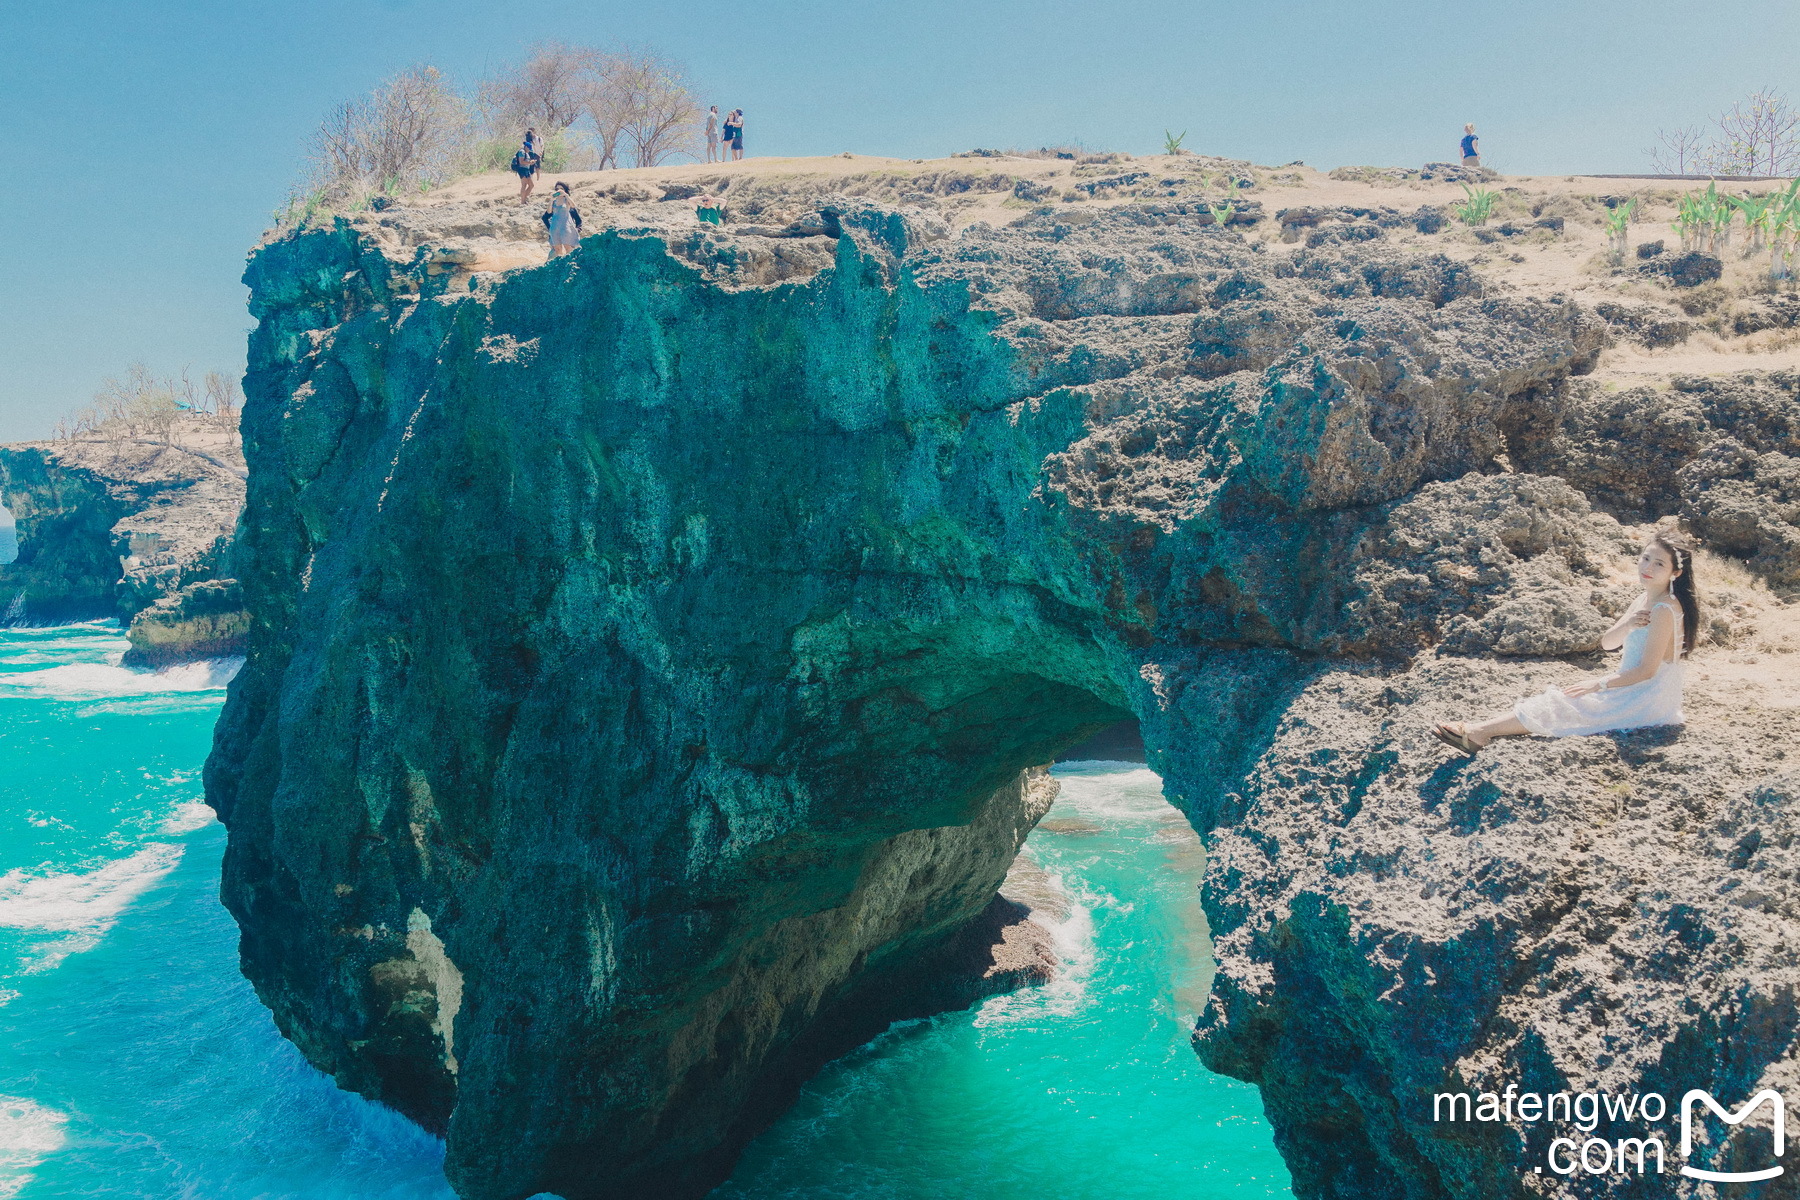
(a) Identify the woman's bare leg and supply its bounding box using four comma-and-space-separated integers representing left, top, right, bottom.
1453, 712, 1528, 747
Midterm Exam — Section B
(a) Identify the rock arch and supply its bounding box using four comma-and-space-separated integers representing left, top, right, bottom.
215, 199, 1727, 1200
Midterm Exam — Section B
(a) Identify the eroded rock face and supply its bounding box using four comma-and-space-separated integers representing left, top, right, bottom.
121, 577, 250, 667
0, 423, 245, 632
211, 197, 1786, 1200
1520, 373, 1800, 589
1185, 658, 1800, 1199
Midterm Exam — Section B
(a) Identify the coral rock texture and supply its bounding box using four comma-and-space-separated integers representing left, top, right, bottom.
0, 424, 245, 644
209, 185, 1794, 1200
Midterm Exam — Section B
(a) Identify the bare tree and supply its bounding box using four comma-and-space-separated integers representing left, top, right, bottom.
1648, 91, 1800, 177
203, 372, 243, 424
583, 49, 701, 169
582, 59, 629, 170
618, 50, 702, 167
1704, 89, 1800, 177
308, 65, 470, 199
479, 42, 595, 135
1651, 125, 1705, 174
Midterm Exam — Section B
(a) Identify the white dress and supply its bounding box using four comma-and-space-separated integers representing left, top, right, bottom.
1514, 602, 1685, 737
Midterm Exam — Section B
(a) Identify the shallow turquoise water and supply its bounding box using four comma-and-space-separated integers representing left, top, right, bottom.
0, 623, 1290, 1199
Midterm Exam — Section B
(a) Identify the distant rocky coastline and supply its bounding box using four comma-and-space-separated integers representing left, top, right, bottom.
0, 416, 248, 664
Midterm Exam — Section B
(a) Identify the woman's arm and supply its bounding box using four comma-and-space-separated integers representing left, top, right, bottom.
1565, 605, 1676, 695
1597, 599, 1648, 651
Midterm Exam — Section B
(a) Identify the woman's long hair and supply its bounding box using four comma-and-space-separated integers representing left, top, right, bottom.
1651, 530, 1700, 656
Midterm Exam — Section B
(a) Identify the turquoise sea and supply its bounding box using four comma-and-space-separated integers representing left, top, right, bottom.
0, 623, 1290, 1199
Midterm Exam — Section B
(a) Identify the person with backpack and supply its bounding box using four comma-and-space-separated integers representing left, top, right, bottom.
542, 181, 583, 257
513, 138, 543, 205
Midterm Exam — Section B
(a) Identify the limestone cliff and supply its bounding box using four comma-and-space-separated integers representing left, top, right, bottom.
0, 418, 248, 662
210, 165, 1797, 1200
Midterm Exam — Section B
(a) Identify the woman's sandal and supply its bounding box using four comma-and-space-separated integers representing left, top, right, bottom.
1432, 723, 1483, 756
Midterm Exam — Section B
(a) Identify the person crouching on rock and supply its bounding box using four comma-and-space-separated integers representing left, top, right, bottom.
543, 182, 583, 257
1433, 531, 1697, 755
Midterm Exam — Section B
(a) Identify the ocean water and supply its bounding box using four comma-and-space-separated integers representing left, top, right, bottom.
0, 623, 1290, 1199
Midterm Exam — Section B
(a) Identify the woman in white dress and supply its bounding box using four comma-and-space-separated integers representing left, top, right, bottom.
543, 182, 584, 257
1434, 532, 1698, 754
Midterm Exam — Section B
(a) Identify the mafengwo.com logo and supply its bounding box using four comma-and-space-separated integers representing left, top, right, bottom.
1432, 1085, 1785, 1179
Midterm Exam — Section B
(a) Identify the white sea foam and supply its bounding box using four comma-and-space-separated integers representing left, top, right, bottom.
0, 1098, 68, 1199
975, 877, 1098, 1027
159, 801, 217, 834
0, 845, 184, 971
1050, 766, 1170, 822
0, 657, 241, 700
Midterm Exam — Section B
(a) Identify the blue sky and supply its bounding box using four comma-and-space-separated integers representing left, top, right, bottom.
1, 0, 1796, 440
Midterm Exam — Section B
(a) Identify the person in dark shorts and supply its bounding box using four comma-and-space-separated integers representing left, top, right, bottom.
725, 110, 744, 161
1461, 124, 1480, 167
512, 139, 542, 205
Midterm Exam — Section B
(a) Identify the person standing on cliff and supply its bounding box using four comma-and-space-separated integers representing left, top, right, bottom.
513, 138, 542, 206
725, 110, 745, 161
704, 106, 720, 163
543, 181, 583, 256
1461, 124, 1480, 168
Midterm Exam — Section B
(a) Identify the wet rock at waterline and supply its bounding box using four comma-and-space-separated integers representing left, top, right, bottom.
211, 192, 1794, 1200
121, 577, 252, 667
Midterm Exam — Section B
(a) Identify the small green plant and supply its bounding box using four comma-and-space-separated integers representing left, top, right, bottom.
1708, 182, 1735, 252
1452, 184, 1497, 224
1731, 192, 1772, 250
273, 187, 331, 231
1163, 129, 1187, 156
1603, 199, 1636, 257
1768, 178, 1800, 279
1674, 192, 1705, 251
1673, 181, 1737, 253
1207, 200, 1236, 227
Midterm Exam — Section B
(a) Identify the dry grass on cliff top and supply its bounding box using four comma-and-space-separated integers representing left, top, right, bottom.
385, 153, 1800, 381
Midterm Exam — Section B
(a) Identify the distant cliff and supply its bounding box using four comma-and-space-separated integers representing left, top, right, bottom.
210, 168, 1798, 1200
0, 418, 247, 662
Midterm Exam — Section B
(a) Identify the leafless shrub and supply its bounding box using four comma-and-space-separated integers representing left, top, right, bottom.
1705, 90, 1800, 176
583, 49, 701, 169
286, 45, 704, 221
307, 65, 470, 201
478, 42, 595, 135
56, 365, 236, 444
203, 372, 243, 424
1650, 90, 1800, 177
1650, 125, 1706, 174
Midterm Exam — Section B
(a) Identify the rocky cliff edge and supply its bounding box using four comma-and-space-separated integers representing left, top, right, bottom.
209, 160, 1798, 1200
